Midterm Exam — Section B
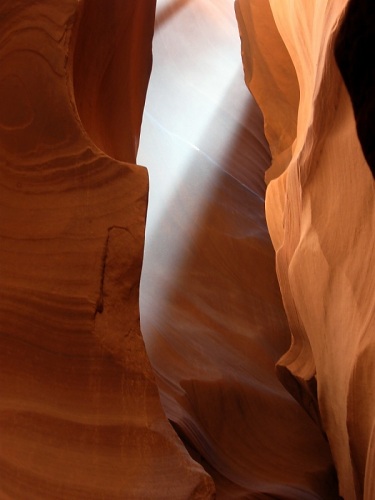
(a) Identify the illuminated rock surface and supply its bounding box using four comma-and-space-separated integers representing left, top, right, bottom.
236, 0, 375, 498
0, 1, 214, 498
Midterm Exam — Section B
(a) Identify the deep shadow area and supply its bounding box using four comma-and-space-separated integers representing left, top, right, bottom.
335, 0, 375, 178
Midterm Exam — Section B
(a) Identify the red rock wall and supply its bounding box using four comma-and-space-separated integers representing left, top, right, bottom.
72, 0, 156, 164
0, 1, 214, 498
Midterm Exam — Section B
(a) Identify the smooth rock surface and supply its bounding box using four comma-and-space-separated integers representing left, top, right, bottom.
0, 1, 214, 498
236, 0, 375, 498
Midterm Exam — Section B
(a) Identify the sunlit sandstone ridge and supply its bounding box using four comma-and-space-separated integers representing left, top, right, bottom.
236, 0, 375, 498
0, 1, 214, 498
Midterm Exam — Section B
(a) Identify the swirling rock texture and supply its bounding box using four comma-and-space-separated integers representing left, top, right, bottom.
236, 0, 375, 498
0, 1, 214, 498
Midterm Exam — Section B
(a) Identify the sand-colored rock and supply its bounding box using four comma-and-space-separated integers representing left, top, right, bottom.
236, 0, 375, 498
0, 1, 214, 498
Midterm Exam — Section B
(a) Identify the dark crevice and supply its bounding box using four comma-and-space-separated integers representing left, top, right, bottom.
335, 0, 375, 178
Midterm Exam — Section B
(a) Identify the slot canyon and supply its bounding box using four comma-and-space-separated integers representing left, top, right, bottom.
0, 0, 374, 499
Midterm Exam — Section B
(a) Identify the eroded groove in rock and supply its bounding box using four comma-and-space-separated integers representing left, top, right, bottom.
234, 0, 300, 184
0, 1, 215, 498
236, 0, 375, 498
72, 0, 157, 164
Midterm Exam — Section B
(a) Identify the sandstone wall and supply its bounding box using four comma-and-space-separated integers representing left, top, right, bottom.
0, 1, 214, 498
236, 1, 375, 498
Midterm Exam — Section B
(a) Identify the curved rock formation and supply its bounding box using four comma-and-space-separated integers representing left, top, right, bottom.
236, 0, 375, 498
0, 1, 214, 498
72, 0, 156, 164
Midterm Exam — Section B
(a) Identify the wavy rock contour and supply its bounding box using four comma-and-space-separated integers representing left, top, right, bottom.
236, 0, 375, 498
0, 1, 214, 498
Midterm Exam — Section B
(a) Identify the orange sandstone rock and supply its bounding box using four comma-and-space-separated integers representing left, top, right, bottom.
0, 1, 214, 498
236, 0, 375, 498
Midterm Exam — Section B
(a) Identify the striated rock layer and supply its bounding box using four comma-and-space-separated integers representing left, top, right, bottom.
0, 1, 214, 498
236, 0, 375, 498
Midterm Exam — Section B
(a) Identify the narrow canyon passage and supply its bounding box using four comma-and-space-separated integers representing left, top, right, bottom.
1, 1, 373, 497
138, 0, 339, 497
